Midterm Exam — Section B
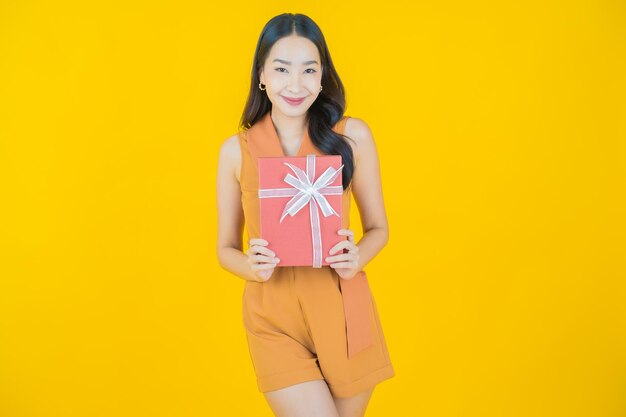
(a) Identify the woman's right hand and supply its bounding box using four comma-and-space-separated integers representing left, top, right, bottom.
246, 238, 280, 282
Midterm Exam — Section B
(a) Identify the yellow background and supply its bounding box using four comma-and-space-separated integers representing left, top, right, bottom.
1, 1, 625, 416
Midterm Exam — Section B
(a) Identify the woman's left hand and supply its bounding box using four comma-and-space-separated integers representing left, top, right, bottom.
326, 228, 361, 280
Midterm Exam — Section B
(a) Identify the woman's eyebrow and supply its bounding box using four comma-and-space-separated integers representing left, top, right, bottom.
272, 58, 319, 65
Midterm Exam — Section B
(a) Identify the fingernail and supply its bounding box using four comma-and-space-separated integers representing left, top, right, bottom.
274, 258, 280, 262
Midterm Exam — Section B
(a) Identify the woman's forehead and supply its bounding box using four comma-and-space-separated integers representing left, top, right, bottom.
268, 36, 320, 63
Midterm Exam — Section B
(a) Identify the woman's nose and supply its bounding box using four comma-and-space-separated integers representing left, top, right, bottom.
288, 74, 302, 92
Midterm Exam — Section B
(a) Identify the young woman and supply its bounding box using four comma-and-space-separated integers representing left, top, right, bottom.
217, 13, 394, 417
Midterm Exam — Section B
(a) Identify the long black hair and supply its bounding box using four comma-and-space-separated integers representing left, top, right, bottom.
239, 13, 355, 190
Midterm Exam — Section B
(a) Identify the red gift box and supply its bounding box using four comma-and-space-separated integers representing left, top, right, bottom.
258, 154, 344, 267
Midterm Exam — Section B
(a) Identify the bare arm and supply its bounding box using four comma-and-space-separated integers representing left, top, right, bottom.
216, 134, 278, 282
216, 134, 254, 281
346, 118, 390, 271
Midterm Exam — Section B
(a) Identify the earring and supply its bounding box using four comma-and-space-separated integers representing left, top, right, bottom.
258, 82, 266, 91
320, 85, 323, 92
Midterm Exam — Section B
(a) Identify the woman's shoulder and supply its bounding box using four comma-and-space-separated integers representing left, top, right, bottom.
343, 115, 375, 139
219, 132, 242, 158
342, 116, 378, 168
218, 132, 244, 181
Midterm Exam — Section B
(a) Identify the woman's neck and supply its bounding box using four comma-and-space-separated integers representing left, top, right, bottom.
270, 110, 307, 143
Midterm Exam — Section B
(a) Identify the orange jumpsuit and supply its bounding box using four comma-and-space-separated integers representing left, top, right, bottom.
238, 111, 394, 398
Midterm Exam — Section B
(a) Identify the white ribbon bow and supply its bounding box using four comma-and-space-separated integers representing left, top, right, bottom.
258, 154, 344, 267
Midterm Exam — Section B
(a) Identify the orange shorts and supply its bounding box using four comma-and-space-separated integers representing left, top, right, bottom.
242, 265, 395, 398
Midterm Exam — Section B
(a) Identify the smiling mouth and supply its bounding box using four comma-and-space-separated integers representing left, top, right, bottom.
282, 96, 306, 105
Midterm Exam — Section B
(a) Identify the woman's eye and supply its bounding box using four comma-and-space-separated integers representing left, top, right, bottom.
274, 68, 316, 74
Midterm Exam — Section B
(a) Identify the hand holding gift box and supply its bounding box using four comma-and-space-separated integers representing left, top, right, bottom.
258, 154, 345, 267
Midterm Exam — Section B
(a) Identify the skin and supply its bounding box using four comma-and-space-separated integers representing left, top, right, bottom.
216, 33, 389, 417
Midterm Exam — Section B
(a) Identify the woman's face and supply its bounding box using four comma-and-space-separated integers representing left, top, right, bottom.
259, 34, 323, 117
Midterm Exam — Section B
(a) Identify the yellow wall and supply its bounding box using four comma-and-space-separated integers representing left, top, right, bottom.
1, 1, 624, 416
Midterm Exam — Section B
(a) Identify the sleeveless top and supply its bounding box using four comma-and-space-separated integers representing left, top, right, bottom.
237, 111, 374, 359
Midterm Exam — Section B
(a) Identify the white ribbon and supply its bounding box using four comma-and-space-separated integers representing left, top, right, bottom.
258, 154, 344, 268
